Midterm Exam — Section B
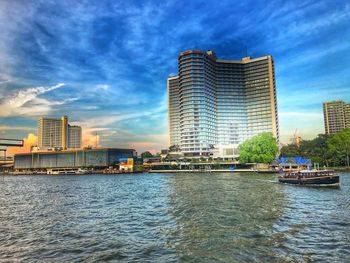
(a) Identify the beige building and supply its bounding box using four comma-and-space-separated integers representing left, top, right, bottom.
168, 50, 279, 158
68, 125, 82, 149
323, 101, 350, 134
168, 76, 180, 147
38, 116, 82, 150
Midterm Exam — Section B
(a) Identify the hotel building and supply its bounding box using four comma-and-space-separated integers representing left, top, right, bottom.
38, 116, 82, 150
323, 100, 350, 134
168, 50, 279, 158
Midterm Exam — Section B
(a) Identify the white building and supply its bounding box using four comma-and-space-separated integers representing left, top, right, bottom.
168, 50, 279, 159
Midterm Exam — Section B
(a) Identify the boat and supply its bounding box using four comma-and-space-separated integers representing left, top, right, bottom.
76, 168, 90, 174
47, 168, 76, 175
278, 170, 339, 187
47, 168, 89, 175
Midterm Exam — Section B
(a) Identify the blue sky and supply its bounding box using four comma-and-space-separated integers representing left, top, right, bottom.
0, 0, 349, 153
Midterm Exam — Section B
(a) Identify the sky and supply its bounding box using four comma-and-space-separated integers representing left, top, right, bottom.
0, 0, 350, 154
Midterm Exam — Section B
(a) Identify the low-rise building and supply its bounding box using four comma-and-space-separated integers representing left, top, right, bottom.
119, 157, 143, 173
274, 157, 312, 171
14, 148, 136, 170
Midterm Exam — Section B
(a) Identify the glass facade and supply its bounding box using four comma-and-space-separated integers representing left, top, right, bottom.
14, 149, 136, 169
168, 50, 279, 157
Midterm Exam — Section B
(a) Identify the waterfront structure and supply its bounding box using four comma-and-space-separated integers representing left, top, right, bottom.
168, 50, 279, 158
323, 100, 350, 134
274, 157, 312, 171
14, 148, 136, 170
119, 157, 144, 172
38, 116, 82, 150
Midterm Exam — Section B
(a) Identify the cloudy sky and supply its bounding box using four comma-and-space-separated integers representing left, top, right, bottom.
0, 0, 349, 154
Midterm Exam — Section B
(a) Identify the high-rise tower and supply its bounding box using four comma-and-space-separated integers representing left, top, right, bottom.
168, 50, 279, 158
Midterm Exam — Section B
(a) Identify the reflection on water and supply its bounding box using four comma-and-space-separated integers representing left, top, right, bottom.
166, 173, 285, 262
0, 173, 349, 262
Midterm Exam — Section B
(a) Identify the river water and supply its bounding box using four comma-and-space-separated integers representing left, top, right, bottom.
0, 172, 349, 262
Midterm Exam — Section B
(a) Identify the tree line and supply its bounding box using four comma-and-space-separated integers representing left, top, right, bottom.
144, 129, 350, 167
280, 128, 350, 167
238, 129, 350, 167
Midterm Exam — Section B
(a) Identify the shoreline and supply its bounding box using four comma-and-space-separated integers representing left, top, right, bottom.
2, 167, 350, 176
148, 169, 276, 173
1, 169, 277, 175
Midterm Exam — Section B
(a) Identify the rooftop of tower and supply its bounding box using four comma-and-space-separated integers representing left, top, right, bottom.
178, 49, 272, 63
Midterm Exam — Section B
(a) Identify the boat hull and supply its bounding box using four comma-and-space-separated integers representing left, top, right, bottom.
279, 175, 339, 186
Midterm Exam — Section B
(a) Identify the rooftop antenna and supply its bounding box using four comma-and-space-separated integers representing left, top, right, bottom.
245, 46, 248, 57
95, 132, 98, 148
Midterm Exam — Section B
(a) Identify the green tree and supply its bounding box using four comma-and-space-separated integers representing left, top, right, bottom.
141, 151, 153, 158
279, 134, 330, 166
239, 132, 278, 163
169, 144, 180, 152
301, 134, 330, 166
280, 144, 300, 157
278, 130, 350, 167
327, 128, 350, 167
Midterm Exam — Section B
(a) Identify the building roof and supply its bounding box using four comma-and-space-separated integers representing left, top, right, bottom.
14, 147, 135, 156
275, 156, 312, 165
178, 50, 272, 64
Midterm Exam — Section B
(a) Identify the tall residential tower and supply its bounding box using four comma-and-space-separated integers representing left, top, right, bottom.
323, 100, 350, 134
168, 50, 279, 158
38, 116, 82, 150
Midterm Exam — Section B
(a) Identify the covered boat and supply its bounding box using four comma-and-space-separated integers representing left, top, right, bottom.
278, 170, 339, 186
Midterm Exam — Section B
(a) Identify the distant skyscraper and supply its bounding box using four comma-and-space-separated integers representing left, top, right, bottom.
323, 101, 350, 134
67, 125, 82, 149
168, 50, 279, 158
38, 116, 82, 150
168, 76, 181, 147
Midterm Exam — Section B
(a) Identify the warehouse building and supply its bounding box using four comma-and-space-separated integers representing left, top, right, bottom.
14, 148, 136, 170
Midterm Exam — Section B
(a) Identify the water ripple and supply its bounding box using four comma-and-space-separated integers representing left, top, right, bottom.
0, 173, 349, 262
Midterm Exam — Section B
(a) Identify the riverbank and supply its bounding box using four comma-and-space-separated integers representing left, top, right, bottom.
331, 166, 350, 172
0, 170, 138, 176
4, 166, 349, 176
148, 169, 277, 173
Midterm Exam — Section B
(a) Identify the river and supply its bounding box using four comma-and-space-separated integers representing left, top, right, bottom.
0, 172, 349, 262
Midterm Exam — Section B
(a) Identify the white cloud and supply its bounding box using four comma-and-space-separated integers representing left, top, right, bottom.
82, 105, 99, 110
0, 126, 35, 132
276, 3, 350, 42
278, 111, 322, 119
278, 41, 350, 72
74, 98, 168, 151
95, 84, 110, 91
0, 83, 67, 117
0, 79, 10, 85
127, 134, 168, 154
279, 111, 324, 143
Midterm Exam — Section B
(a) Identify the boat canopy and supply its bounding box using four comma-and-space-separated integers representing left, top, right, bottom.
274, 156, 312, 166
